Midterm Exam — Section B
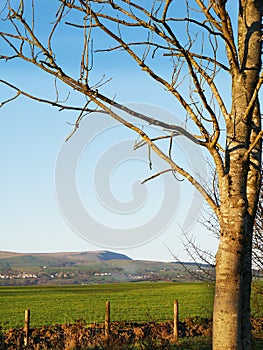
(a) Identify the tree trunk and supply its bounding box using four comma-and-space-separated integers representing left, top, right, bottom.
212, 137, 253, 349
213, 216, 253, 349
212, 2, 262, 347
212, 97, 261, 350
212, 102, 260, 349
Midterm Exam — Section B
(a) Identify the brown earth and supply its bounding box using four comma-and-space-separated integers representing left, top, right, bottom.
0, 318, 262, 350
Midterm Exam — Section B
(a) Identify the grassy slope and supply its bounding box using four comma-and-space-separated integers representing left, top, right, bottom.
0, 250, 130, 270
0, 252, 215, 286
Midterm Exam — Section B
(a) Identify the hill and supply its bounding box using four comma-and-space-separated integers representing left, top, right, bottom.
0, 250, 131, 268
0, 250, 214, 286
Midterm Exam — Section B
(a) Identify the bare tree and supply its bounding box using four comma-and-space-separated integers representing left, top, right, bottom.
0, 1, 262, 349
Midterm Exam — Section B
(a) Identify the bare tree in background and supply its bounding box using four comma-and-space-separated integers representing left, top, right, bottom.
0, 1, 262, 349
202, 166, 263, 272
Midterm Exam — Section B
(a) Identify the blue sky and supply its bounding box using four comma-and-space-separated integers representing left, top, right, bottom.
0, 1, 221, 261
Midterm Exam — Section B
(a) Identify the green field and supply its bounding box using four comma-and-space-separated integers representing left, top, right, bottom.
0, 282, 262, 331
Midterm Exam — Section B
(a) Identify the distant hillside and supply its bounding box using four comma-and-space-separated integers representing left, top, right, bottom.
0, 250, 215, 286
0, 250, 131, 269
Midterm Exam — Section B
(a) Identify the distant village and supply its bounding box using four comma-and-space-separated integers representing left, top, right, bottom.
0, 264, 210, 286
0, 250, 234, 286
0, 268, 177, 285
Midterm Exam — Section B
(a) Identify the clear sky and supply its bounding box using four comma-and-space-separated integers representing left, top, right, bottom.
0, 1, 219, 262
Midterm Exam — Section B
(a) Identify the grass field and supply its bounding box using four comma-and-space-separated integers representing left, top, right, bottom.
0, 282, 262, 331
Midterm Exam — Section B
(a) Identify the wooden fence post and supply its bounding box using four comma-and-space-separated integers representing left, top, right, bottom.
173, 299, 179, 343
105, 301, 110, 337
24, 309, 30, 346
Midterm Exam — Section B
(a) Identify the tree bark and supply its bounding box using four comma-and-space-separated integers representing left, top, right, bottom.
213, 214, 253, 349
212, 1, 262, 348
212, 85, 261, 350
